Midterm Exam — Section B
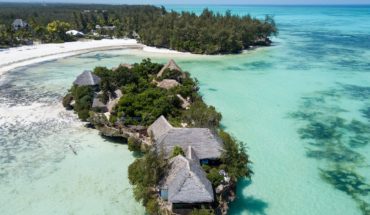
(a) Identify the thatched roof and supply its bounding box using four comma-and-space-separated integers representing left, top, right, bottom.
147, 115, 173, 140
157, 59, 183, 77
73, 70, 101, 86
92, 97, 106, 109
157, 128, 223, 160
149, 116, 224, 160
157, 79, 180, 90
120, 63, 133, 69
12, 19, 28, 29
112, 64, 133, 71
161, 154, 214, 204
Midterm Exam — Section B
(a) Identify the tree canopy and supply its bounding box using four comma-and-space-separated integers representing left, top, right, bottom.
0, 3, 277, 54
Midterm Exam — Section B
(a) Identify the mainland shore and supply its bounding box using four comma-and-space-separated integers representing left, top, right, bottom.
0, 39, 185, 76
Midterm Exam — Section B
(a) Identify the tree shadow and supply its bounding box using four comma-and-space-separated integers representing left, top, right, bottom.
101, 135, 127, 144
229, 179, 269, 215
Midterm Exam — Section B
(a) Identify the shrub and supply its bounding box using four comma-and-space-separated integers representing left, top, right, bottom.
207, 168, 223, 187
145, 198, 160, 215
62, 93, 73, 110
128, 150, 167, 212
128, 136, 142, 152
77, 109, 90, 121
171, 145, 185, 158
183, 100, 222, 128
219, 130, 252, 179
191, 207, 215, 215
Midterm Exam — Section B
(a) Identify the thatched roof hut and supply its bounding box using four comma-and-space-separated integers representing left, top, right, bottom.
12, 19, 28, 30
157, 79, 180, 90
160, 149, 214, 204
157, 59, 183, 77
92, 92, 107, 112
92, 97, 106, 109
112, 63, 133, 71
73, 70, 101, 86
147, 115, 173, 140
148, 116, 224, 160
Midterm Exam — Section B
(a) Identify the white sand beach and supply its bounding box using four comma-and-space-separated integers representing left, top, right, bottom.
0, 39, 185, 75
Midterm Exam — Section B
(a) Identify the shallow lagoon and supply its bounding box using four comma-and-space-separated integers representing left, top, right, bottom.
1, 5, 370, 215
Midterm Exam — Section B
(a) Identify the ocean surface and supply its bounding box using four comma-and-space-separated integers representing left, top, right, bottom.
1, 5, 370, 215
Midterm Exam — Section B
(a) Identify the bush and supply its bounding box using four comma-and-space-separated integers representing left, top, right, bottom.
70, 85, 94, 120
219, 130, 252, 179
191, 207, 215, 215
77, 109, 90, 121
128, 136, 142, 152
171, 145, 185, 158
145, 198, 160, 215
183, 100, 222, 128
128, 150, 167, 213
207, 168, 223, 187
62, 93, 73, 110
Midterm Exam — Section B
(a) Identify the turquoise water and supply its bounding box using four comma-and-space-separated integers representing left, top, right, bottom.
1, 5, 370, 215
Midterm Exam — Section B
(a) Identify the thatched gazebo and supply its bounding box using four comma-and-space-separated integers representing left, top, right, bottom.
157, 79, 180, 90
157, 59, 183, 77
73, 70, 101, 86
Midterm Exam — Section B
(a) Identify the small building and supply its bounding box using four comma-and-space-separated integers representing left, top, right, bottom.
157, 59, 183, 77
148, 116, 224, 163
92, 95, 107, 112
159, 147, 214, 210
112, 63, 133, 71
12, 19, 29, 30
157, 79, 180, 90
66, 30, 84, 36
95, 25, 116, 31
73, 70, 101, 87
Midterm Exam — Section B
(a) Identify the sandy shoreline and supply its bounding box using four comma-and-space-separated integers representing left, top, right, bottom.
0, 39, 185, 76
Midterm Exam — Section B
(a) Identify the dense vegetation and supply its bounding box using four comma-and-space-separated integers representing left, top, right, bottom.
0, 3, 277, 54
64, 59, 252, 214
128, 150, 167, 214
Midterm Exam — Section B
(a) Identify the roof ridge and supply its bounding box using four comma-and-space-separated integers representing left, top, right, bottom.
87, 71, 94, 85
188, 161, 211, 194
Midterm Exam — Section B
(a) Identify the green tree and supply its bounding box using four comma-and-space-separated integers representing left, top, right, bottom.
128, 150, 167, 208
219, 130, 252, 179
183, 100, 222, 128
46, 20, 72, 42
128, 136, 142, 152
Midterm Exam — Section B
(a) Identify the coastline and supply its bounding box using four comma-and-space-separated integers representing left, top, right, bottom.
0, 39, 187, 76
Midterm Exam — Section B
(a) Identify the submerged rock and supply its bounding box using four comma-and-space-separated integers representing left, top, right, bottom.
98, 125, 128, 138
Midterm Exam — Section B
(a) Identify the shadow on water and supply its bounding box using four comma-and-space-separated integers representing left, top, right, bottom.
77, 53, 122, 60
208, 88, 218, 92
242, 61, 273, 70
229, 179, 269, 215
288, 82, 370, 214
101, 135, 127, 144
360, 107, 370, 122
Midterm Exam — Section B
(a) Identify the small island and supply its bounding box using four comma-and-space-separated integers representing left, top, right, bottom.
63, 59, 251, 214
